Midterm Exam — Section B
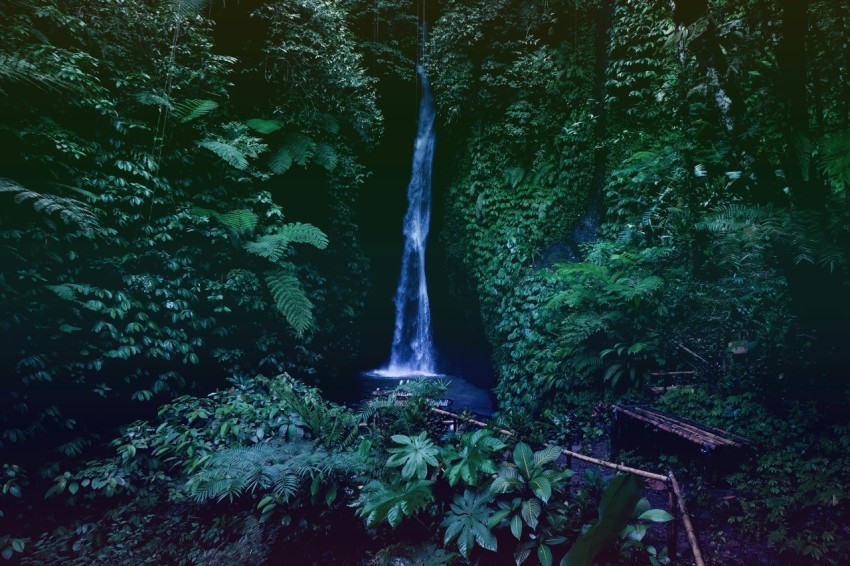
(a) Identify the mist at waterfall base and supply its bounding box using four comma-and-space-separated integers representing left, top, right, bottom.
331, 63, 495, 416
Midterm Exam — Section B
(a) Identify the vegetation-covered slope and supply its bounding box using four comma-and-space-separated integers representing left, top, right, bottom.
1, 0, 850, 563
430, 0, 850, 561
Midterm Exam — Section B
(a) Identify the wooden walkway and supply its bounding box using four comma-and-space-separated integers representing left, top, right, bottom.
613, 404, 750, 452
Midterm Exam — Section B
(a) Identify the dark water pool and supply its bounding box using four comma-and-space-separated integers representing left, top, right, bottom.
328, 371, 495, 418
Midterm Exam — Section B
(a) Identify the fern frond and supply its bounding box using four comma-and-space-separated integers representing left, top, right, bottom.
246, 118, 284, 135
820, 131, 850, 189
276, 380, 363, 449
173, 99, 218, 123
135, 91, 173, 109
275, 222, 329, 249
313, 143, 338, 172
0, 54, 71, 94
0, 178, 101, 232
191, 207, 258, 236
198, 140, 248, 170
45, 283, 89, 301
264, 269, 314, 334
244, 223, 329, 262
282, 132, 315, 166
245, 234, 290, 263
312, 112, 340, 134
218, 209, 259, 235
187, 441, 366, 504
268, 148, 293, 175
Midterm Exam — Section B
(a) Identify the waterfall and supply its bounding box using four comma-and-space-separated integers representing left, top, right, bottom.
376, 57, 438, 377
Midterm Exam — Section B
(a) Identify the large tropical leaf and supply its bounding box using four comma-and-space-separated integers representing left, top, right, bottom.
442, 429, 505, 487
490, 467, 524, 494
356, 479, 433, 528
387, 432, 439, 480
441, 490, 497, 558
560, 474, 645, 566
513, 442, 535, 478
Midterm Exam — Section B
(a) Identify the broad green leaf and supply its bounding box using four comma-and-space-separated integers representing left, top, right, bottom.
513, 442, 534, 478
520, 498, 541, 530
387, 432, 438, 480
530, 476, 552, 503
511, 513, 523, 539
638, 509, 674, 522
441, 490, 496, 558
560, 474, 645, 566
533, 445, 562, 467
538, 543, 553, 566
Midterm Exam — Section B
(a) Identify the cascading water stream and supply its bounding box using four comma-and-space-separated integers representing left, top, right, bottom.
375, 52, 438, 377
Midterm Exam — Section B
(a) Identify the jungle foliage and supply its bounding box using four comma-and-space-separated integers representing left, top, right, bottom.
430, 0, 850, 563
0, 0, 388, 558
2, 0, 850, 564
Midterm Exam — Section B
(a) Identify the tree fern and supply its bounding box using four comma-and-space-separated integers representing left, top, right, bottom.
173, 99, 218, 123
264, 269, 314, 334
198, 140, 248, 170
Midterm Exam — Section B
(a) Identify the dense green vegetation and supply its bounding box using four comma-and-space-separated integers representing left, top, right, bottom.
2, 0, 849, 564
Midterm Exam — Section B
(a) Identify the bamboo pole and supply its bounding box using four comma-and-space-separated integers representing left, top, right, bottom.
668, 483, 679, 564
430, 408, 670, 483
669, 471, 706, 566
673, 341, 711, 366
